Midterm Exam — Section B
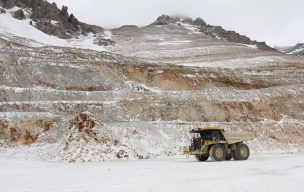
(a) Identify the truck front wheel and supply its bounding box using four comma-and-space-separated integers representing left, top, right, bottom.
209, 144, 227, 161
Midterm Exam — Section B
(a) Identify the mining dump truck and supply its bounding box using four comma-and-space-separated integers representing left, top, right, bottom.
182, 126, 254, 161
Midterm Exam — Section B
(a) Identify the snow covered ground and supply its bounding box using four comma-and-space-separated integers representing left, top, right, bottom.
0, 154, 303, 192
0, 8, 105, 51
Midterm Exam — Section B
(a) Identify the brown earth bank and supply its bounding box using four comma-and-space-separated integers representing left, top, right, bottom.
0, 117, 53, 145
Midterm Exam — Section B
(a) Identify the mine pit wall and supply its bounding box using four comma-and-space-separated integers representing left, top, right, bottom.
1, 42, 304, 154
1, 87, 304, 153
1, 117, 303, 155
0, 91, 303, 122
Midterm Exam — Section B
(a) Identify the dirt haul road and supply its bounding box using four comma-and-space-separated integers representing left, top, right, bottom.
0, 153, 303, 192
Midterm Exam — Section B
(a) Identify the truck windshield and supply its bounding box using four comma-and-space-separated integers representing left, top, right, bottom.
201, 130, 222, 140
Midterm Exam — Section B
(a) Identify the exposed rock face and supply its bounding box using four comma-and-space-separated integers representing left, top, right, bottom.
0, 118, 53, 145
152, 14, 180, 25
35, 20, 70, 39
149, 15, 275, 51
200, 25, 276, 51
0, 0, 103, 39
0, 0, 14, 8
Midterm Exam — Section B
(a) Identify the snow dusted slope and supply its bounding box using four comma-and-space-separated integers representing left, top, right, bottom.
278, 43, 304, 56
108, 22, 286, 68
0, 7, 106, 51
1, 4, 304, 162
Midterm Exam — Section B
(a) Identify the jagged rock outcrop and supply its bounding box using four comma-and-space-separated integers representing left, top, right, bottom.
150, 14, 275, 51
193, 17, 206, 26
152, 14, 181, 25
0, 0, 103, 39
200, 24, 276, 51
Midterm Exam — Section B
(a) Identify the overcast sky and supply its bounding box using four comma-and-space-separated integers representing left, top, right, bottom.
49, 0, 303, 46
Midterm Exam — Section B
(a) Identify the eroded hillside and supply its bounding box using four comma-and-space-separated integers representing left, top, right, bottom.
0, 4, 304, 161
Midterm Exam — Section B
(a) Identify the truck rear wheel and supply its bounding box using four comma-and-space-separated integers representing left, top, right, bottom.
209, 144, 226, 161
233, 143, 250, 160
195, 155, 209, 161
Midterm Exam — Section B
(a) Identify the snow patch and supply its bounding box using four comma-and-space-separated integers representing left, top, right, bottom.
0, 11, 105, 51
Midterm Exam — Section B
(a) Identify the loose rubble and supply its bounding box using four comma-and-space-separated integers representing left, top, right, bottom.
53, 112, 150, 162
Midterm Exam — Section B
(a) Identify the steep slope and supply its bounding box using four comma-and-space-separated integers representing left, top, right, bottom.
0, 0, 103, 38
151, 15, 276, 51
109, 20, 282, 69
0, 6, 108, 50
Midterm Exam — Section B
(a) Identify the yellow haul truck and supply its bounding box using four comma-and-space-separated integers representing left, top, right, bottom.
182, 126, 254, 161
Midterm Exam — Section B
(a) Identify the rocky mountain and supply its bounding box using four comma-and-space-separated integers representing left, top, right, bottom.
0, 4, 304, 162
151, 15, 276, 51
278, 43, 304, 56
0, 0, 103, 39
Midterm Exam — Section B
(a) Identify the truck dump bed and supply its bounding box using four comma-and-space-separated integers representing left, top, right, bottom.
222, 133, 254, 144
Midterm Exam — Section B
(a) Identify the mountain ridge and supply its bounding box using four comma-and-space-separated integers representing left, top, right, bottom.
0, 0, 276, 52
277, 43, 304, 56
151, 14, 276, 51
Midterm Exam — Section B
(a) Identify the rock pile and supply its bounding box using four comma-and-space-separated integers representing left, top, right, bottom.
55, 112, 150, 162
13, 9, 25, 19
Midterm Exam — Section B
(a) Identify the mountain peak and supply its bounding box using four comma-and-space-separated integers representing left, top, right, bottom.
151, 14, 275, 51
0, 0, 103, 39
152, 14, 206, 27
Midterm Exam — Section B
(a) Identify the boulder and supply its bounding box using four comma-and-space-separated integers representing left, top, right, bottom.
95, 38, 115, 46
36, 20, 71, 39
13, 9, 26, 20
